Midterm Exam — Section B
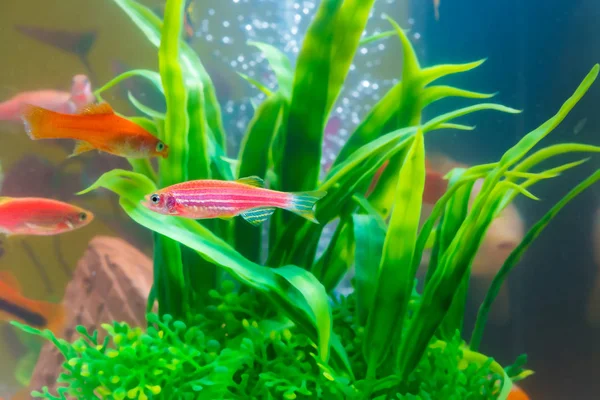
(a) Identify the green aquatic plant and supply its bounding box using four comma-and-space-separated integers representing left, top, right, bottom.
12, 0, 600, 398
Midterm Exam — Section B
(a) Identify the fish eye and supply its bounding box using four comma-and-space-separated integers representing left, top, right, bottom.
156, 142, 165, 152
150, 194, 161, 204
79, 212, 87, 221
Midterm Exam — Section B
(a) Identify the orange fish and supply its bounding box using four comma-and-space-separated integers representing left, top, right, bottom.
0, 197, 93, 236
366, 158, 449, 204
0, 271, 65, 335
508, 383, 530, 400
21, 103, 169, 159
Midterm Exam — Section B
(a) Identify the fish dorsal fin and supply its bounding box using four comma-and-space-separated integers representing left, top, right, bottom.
79, 103, 114, 116
240, 207, 276, 226
0, 271, 22, 292
236, 176, 264, 188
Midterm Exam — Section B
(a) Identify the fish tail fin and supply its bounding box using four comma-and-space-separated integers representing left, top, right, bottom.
21, 104, 59, 140
286, 190, 327, 224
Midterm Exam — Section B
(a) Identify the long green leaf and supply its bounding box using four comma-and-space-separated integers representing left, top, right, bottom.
185, 82, 217, 309
153, 0, 188, 319
112, 0, 227, 150
312, 217, 355, 292
280, 0, 342, 194
364, 129, 426, 377
248, 41, 294, 99
159, 0, 188, 186
352, 213, 386, 325
470, 169, 600, 350
272, 265, 332, 362
237, 72, 273, 97
186, 83, 211, 181
127, 91, 165, 119
326, 0, 377, 115
235, 94, 285, 262
93, 68, 163, 98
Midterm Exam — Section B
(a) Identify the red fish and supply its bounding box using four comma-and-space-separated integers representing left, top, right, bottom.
142, 176, 327, 226
366, 158, 449, 204
0, 271, 65, 335
21, 103, 169, 159
0, 74, 94, 121
0, 197, 93, 236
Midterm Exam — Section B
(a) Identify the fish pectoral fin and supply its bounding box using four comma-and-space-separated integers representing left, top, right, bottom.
68, 141, 94, 158
240, 207, 276, 226
79, 102, 114, 115
236, 176, 264, 188
24, 222, 57, 233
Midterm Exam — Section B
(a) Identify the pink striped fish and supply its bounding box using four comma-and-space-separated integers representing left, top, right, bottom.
141, 176, 327, 226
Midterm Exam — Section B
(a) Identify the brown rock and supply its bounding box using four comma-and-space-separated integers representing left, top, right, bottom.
27, 236, 154, 396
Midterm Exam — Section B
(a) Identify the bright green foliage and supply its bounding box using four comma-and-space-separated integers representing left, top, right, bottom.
12, 286, 523, 400
12, 0, 600, 399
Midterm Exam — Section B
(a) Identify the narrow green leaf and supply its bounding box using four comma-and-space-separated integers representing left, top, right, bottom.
512, 143, 600, 176
280, 0, 343, 194
358, 30, 396, 46
331, 82, 403, 169
185, 82, 216, 310
364, 129, 426, 376
327, 0, 377, 114
422, 85, 496, 107
159, 0, 188, 186
498, 64, 600, 171
470, 169, 600, 350
186, 82, 211, 181
112, 0, 227, 150
93, 68, 163, 98
273, 265, 332, 362
433, 174, 474, 340
127, 91, 165, 119
420, 59, 487, 86
248, 41, 293, 99
237, 72, 273, 97
235, 94, 285, 262
156, 0, 189, 320
312, 217, 355, 292
352, 213, 386, 325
